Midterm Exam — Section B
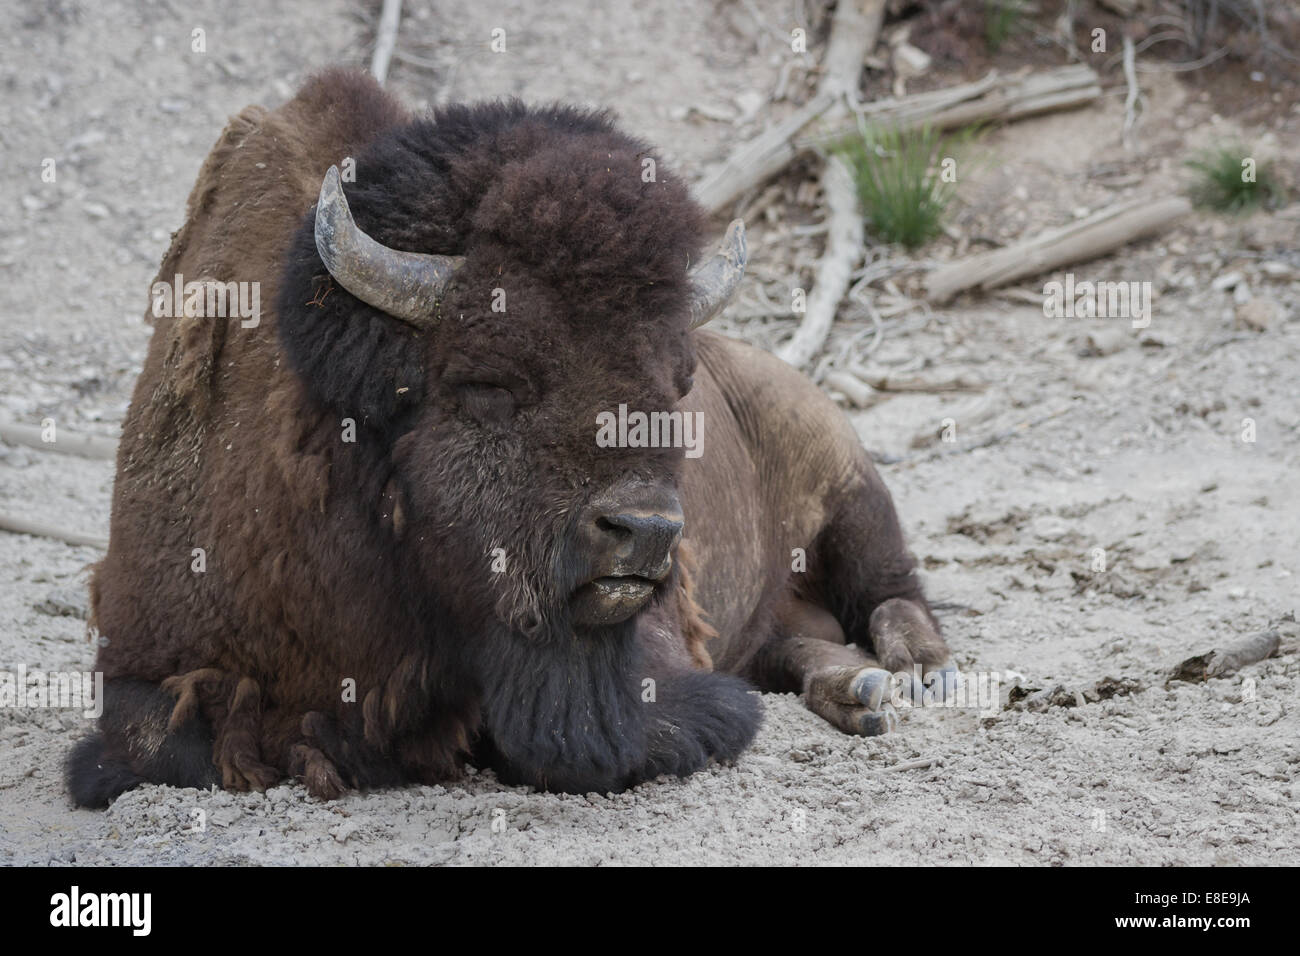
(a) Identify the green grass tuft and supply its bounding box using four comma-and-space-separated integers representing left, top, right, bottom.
836, 124, 969, 250
985, 0, 1026, 52
1186, 146, 1280, 213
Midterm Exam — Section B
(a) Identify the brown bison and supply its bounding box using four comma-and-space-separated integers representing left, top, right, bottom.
68, 69, 954, 806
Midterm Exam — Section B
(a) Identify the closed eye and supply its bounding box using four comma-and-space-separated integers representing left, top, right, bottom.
457, 382, 517, 423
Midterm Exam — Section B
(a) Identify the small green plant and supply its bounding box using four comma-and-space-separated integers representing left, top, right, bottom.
985, 0, 1026, 52
836, 123, 968, 250
1186, 147, 1280, 213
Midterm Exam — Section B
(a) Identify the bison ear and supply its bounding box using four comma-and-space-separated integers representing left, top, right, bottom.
688, 219, 747, 329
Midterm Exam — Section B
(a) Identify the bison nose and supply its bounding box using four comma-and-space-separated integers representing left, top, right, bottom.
594, 502, 684, 580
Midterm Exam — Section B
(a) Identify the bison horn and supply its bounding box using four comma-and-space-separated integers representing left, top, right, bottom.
688, 218, 747, 329
313, 165, 464, 329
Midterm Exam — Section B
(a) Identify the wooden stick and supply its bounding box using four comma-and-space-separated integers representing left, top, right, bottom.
820, 0, 885, 99
694, 91, 836, 214
778, 156, 864, 369
878, 756, 942, 772
0, 513, 108, 550
1121, 33, 1141, 151
370, 0, 403, 87
824, 370, 879, 408
770, 1, 884, 368
695, 0, 886, 214
848, 367, 987, 393
801, 64, 1101, 148
925, 195, 1191, 303
0, 420, 118, 460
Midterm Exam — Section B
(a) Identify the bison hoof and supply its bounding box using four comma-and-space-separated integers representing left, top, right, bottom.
806, 666, 900, 737
290, 744, 347, 800
894, 661, 962, 706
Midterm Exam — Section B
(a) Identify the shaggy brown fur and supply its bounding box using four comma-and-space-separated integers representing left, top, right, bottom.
68, 69, 951, 807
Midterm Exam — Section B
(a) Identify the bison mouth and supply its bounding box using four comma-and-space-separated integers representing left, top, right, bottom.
570, 574, 662, 628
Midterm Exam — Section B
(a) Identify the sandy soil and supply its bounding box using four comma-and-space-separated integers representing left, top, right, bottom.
1, 0, 1297, 865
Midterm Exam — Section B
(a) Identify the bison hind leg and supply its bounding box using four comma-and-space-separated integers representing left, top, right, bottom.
66, 678, 220, 808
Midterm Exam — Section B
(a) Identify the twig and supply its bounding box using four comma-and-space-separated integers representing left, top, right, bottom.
370, 0, 403, 87
902, 402, 1083, 468
878, 757, 942, 773
1121, 33, 1141, 151
1135, 46, 1229, 73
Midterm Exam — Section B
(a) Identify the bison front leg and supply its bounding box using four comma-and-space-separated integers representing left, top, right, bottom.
815, 466, 959, 703
752, 599, 899, 736
478, 620, 762, 794
161, 668, 280, 791
868, 597, 959, 703
639, 669, 762, 782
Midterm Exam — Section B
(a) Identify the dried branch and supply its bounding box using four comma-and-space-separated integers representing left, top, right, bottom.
370, 0, 403, 87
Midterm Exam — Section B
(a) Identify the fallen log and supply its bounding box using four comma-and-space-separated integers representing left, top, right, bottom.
0, 513, 108, 550
0, 420, 119, 460
802, 64, 1102, 149
925, 195, 1191, 303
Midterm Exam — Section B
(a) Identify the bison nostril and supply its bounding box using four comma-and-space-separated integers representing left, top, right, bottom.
600, 512, 684, 543
596, 515, 632, 538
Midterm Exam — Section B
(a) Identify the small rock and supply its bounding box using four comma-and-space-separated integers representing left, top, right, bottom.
1131, 550, 1168, 572
34, 585, 89, 620
331, 820, 360, 843
208, 806, 242, 828
1211, 271, 1244, 292
1235, 297, 1283, 332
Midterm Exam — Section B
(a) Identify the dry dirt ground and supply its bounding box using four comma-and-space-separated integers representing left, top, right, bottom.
1, 0, 1297, 865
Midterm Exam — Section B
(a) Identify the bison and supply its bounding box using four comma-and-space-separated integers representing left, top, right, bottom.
67, 69, 954, 807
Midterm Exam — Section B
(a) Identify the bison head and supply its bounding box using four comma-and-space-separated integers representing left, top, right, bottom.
276, 102, 744, 651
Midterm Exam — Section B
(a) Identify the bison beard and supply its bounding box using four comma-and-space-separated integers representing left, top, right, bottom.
68, 69, 952, 808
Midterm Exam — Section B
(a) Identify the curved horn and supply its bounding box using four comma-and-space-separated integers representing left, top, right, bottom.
313, 165, 464, 329
688, 219, 747, 329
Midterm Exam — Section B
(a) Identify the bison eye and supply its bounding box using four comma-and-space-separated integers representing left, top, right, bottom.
457, 382, 517, 423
